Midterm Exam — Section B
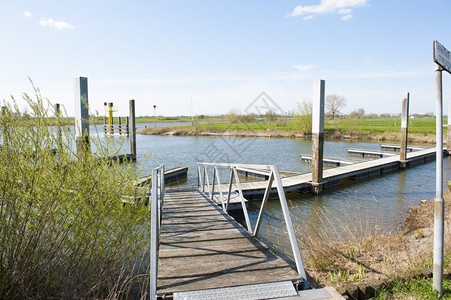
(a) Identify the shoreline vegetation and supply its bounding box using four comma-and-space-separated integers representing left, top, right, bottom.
136, 116, 440, 144
297, 193, 451, 298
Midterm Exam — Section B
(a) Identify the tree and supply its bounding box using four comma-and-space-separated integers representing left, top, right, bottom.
349, 108, 365, 119
225, 108, 241, 123
293, 100, 312, 133
326, 94, 347, 119
264, 110, 278, 123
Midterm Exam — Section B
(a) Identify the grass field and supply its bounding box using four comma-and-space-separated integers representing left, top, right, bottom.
162, 117, 441, 135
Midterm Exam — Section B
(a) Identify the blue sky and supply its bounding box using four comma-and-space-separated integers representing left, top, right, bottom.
1, 0, 451, 117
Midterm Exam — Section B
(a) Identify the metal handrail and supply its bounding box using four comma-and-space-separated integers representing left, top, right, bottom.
150, 164, 165, 300
196, 162, 309, 289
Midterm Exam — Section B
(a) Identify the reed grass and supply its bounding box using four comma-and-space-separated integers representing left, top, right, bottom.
0, 86, 149, 299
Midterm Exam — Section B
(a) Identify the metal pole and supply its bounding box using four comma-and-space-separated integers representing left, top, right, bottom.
272, 165, 308, 289
232, 167, 252, 233
150, 168, 159, 300
129, 100, 136, 160
400, 92, 410, 167
253, 171, 274, 237
448, 98, 451, 154
153, 105, 156, 127
433, 65, 444, 296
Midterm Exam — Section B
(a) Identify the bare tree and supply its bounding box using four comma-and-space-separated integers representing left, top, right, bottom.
326, 94, 347, 119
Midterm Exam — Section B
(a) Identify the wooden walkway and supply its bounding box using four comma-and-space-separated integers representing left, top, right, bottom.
213, 147, 441, 199
157, 188, 300, 296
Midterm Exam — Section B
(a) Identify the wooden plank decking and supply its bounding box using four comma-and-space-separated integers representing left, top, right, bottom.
214, 147, 442, 198
157, 188, 300, 296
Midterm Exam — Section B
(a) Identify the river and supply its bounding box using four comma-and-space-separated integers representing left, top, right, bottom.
92, 124, 450, 253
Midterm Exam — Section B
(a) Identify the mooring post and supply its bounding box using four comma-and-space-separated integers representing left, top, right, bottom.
118, 117, 122, 135
311, 79, 325, 194
126, 116, 130, 137
55, 103, 63, 152
400, 92, 410, 167
447, 99, 451, 154
74, 77, 90, 159
108, 102, 114, 135
1, 106, 6, 145
129, 99, 136, 160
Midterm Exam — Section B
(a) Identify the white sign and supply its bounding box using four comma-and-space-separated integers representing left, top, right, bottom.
434, 40, 451, 74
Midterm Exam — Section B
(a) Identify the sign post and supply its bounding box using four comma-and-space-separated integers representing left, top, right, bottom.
432, 40, 450, 296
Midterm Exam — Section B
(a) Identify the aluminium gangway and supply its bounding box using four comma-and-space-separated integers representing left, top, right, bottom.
149, 164, 310, 300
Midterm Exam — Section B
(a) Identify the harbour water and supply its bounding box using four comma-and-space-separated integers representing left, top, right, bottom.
94, 125, 450, 252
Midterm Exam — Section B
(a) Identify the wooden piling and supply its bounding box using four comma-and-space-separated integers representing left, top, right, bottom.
311, 79, 325, 194
400, 92, 410, 167
74, 77, 90, 158
55, 103, 63, 152
129, 99, 136, 160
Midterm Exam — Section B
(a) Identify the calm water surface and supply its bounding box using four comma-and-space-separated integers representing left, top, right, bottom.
94, 128, 450, 253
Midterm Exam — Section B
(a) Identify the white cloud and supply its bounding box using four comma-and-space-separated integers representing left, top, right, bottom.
288, 0, 367, 20
303, 15, 314, 21
341, 14, 353, 20
39, 17, 74, 30
24, 11, 32, 18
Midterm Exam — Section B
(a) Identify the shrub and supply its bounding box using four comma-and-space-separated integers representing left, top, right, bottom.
293, 100, 312, 134
0, 87, 149, 299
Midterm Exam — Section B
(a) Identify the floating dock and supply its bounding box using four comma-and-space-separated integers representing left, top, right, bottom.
380, 144, 425, 152
300, 155, 357, 166
135, 166, 188, 186
231, 147, 442, 198
347, 148, 396, 158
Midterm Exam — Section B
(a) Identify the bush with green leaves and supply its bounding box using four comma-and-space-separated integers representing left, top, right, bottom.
0, 88, 149, 299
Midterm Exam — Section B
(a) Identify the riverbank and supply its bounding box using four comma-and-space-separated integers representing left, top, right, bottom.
137, 126, 437, 144
302, 193, 451, 298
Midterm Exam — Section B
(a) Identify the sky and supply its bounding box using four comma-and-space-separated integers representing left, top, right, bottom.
1, 0, 451, 117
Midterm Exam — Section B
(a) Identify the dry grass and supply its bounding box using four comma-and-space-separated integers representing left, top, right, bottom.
296, 195, 451, 288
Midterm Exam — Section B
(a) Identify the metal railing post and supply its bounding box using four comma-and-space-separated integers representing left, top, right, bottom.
150, 167, 159, 300
202, 165, 206, 192
254, 170, 274, 237
204, 165, 211, 198
226, 167, 234, 212
215, 166, 226, 210
211, 166, 216, 201
197, 164, 201, 188
232, 167, 252, 233
272, 165, 308, 289
150, 165, 165, 300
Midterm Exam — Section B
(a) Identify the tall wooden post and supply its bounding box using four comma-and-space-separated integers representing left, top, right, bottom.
311, 80, 325, 194
400, 92, 410, 167
74, 77, 90, 158
129, 99, 136, 160
126, 116, 130, 137
55, 103, 63, 152
1, 106, 7, 147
